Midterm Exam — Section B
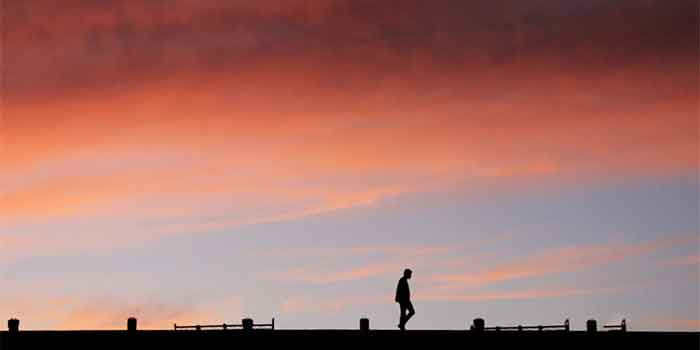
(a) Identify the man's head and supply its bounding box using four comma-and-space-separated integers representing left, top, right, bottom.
403, 268, 413, 279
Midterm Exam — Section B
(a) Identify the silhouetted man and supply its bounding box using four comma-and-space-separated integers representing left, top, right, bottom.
395, 268, 415, 330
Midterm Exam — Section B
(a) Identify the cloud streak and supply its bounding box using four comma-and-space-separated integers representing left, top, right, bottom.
417, 286, 617, 302
431, 235, 692, 288
661, 255, 700, 267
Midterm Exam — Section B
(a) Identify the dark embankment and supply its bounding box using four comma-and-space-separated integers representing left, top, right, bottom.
2, 330, 699, 350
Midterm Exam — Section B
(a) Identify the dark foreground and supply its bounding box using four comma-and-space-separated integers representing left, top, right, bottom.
2, 330, 698, 350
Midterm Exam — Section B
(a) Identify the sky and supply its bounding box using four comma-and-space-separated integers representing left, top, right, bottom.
1, 0, 698, 331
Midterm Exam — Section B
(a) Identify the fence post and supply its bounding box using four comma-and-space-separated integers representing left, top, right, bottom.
242, 318, 253, 331
472, 318, 485, 332
8, 319, 19, 333
360, 318, 370, 332
127, 317, 137, 332
586, 319, 597, 333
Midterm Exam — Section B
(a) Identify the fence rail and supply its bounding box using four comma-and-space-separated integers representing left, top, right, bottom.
484, 319, 570, 332
174, 318, 274, 331
603, 319, 626, 332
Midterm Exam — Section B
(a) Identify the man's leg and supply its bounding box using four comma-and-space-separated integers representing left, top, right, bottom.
398, 303, 407, 330
404, 301, 415, 326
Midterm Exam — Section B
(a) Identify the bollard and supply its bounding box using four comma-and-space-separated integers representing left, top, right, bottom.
360, 318, 370, 332
621, 319, 627, 332
586, 319, 597, 333
8, 319, 19, 333
127, 317, 137, 332
242, 318, 254, 331
472, 318, 485, 332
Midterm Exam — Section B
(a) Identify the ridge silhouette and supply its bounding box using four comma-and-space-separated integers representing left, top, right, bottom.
3, 327, 698, 350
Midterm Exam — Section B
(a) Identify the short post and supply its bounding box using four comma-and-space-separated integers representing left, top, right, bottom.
472, 318, 485, 332
586, 319, 597, 333
518, 325, 523, 331
242, 318, 253, 331
621, 319, 627, 332
8, 319, 19, 333
360, 318, 370, 332
564, 319, 570, 332
127, 317, 137, 332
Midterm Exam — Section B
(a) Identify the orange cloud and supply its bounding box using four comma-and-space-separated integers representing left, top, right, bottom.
0, 294, 242, 330
2, 1, 696, 267
0, 181, 413, 263
662, 319, 700, 330
3, 66, 694, 229
3, 44, 696, 181
639, 317, 700, 331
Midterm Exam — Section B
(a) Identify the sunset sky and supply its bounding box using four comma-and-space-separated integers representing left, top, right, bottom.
1, 0, 698, 331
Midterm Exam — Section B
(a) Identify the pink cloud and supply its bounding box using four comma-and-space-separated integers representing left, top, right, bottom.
280, 295, 382, 314
417, 286, 617, 302
431, 235, 693, 288
278, 261, 402, 285
661, 255, 700, 267
269, 244, 459, 285
260, 244, 454, 260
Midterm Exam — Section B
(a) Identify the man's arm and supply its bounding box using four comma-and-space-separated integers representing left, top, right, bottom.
406, 280, 410, 301
395, 280, 401, 302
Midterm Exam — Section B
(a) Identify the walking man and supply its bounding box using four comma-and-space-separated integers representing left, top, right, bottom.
395, 268, 415, 330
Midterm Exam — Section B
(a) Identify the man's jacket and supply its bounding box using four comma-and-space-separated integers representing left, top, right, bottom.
395, 277, 410, 303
